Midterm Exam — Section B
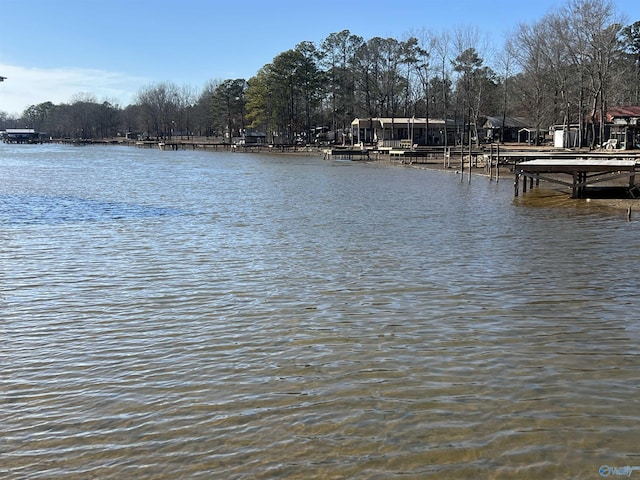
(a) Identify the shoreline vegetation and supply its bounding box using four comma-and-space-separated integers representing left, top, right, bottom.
45, 136, 640, 215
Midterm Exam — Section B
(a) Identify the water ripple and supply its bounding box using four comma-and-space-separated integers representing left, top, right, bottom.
0, 193, 182, 226
2, 145, 640, 479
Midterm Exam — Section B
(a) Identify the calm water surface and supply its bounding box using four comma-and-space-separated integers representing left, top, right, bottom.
1, 143, 639, 479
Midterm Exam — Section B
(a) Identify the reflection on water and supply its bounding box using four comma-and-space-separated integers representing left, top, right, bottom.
515, 180, 635, 214
1, 143, 640, 479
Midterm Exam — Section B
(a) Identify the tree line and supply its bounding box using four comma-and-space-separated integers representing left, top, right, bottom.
1, 0, 638, 148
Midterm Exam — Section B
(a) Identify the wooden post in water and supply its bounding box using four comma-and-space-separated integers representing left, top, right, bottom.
468, 136, 472, 184
495, 144, 499, 183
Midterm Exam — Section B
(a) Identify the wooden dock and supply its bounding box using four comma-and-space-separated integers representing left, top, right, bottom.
323, 148, 370, 160
497, 149, 640, 164
139, 141, 232, 151
514, 159, 638, 198
389, 146, 449, 163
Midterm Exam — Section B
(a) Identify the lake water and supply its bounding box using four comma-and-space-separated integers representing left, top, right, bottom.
2, 143, 639, 479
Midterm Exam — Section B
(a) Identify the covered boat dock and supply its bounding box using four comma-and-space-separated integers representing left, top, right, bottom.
514, 159, 638, 198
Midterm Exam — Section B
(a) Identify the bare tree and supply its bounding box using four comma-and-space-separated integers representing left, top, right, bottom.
434, 30, 452, 150
510, 22, 552, 144
136, 82, 181, 139
174, 85, 199, 139
414, 29, 437, 116
495, 41, 516, 143
559, 0, 623, 147
512, 0, 625, 148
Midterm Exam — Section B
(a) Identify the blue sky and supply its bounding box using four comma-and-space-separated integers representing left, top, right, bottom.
1, 0, 638, 116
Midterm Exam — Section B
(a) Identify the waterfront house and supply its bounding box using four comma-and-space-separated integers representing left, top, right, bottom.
581, 106, 640, 149
604, 106, 640, 149
482, 116, 531, 143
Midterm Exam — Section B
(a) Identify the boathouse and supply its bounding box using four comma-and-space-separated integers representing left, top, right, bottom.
350, 117, 455, 147
2, 128, 40, 144
243, 130, 267, 145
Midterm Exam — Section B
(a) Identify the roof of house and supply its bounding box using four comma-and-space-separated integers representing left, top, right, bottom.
6, 128, 36, 134
483, 116, 530, 129
607, 106, 640, 119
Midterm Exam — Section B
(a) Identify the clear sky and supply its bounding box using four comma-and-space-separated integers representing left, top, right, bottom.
1, 0, 638, 116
